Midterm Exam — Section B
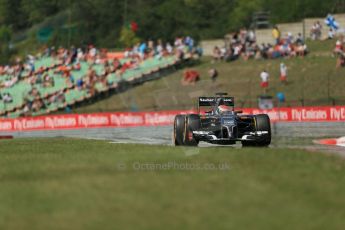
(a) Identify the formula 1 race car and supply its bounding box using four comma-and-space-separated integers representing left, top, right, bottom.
173, 93, 271, 147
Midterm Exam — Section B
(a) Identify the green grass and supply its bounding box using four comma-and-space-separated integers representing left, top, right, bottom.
74, 40, 345, 113
1, 138, 345, 230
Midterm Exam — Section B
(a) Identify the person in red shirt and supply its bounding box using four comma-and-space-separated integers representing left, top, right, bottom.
182, 70, 200, 85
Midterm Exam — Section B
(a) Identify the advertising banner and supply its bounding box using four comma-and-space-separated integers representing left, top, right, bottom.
1, 106, 345, 132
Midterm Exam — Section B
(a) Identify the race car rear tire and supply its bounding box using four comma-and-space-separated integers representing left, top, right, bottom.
174, 115, 186, 146
254, 114, 271, 146
184, 114, 201, 146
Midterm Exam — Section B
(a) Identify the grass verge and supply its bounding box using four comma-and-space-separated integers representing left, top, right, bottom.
0, 138, 345, 229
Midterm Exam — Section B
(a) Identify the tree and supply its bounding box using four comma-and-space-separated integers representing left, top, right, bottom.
0, 25, 13, 64
119, 27, 140, 48
0, 0, 28, 30
0, 0, 342, 58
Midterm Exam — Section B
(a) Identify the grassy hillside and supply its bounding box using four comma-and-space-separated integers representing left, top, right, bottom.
74, 40, 345, 113
0, 138, 345, 229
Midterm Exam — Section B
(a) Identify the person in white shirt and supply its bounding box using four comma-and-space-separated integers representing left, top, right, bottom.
280, 63, 288, 84
3, 93, 13, 103
166, 43, 173, 54
328, 29, 335, 40
260, 70, 269, 94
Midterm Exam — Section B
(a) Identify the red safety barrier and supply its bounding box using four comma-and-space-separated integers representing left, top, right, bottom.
248, 106, 345, 122
107, 52, 125, 60
0, 110, 189, 132
1, 106, 345, 132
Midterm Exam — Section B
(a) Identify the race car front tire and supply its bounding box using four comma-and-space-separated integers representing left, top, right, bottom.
254, 114, 271, 146
174, 115, 186, 146
242, 114, 271, 147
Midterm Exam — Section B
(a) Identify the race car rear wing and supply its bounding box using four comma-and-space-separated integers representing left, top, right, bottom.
198, 97, 235, 107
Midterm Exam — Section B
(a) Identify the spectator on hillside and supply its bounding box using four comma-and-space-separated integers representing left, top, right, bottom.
86, 66, 97, 82
139, 42, 147, 59
328, 28, 335, 40
45, 90, 65, 108
31, 98, 45, 112
166, 42, 173, 54
294, 42, 308, 57
48, 90, 65, 104
272, 26, 281, 45
66, 72, 75, 87
148, 39, 154, 53
2, 76, 18, 88
73, 62, 81, 71
310, 21, 322, 40
156, 39, 164, 58
209, 68, 218, 82
102, 62, 111, 76
175, 48, 184, 61
28, 87, 41, 100
24, 62, 35, 76
195, 46, 203, 58
99, 48, 108, 60
247, 30, 256, 43
280, 63, 288, 84
67, 46, 77, 64
2, 93, 13, 104
77, 48, 85, 62
182, 69, 200, 85
43, 74, 54, 88
260, 70, 269, 94
232, 32, 239, 44
174, 37, 183, 50
243, 42, 258, 60
286, 32, 294, 44
75, 78, 83, 90
88, 45, 97, 61
220, 47, 227, 59
21, 103, 29, 115
295, 33, 304, 45
334, 36, 345, 68
112, 58, 122, 72
239, 28, 248, 44
212, 46, 221, 62
334, 36, 344, 56
184, 36, 194, 52
232, 44, 242, 60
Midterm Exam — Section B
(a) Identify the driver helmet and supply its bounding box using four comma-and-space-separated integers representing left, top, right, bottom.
217, 105, 232, 114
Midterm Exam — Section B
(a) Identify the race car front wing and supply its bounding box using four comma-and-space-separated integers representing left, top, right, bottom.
193, 130, 269, 142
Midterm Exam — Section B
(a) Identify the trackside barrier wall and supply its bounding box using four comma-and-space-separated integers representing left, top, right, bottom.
1, 106, 345, 132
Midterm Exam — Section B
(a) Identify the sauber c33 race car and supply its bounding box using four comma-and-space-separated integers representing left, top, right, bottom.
173, 93, 271, 147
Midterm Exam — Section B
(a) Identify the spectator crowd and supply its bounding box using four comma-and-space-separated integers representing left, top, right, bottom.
126, 36, 202, 62
213, 27, 308, 63
1, 36, 199, 117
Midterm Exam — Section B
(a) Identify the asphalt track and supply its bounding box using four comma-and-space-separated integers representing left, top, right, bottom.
1, 122, 345, 156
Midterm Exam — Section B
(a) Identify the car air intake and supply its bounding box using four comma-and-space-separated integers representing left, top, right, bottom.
231, 126, 238, 139
222, 127, 229, 138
